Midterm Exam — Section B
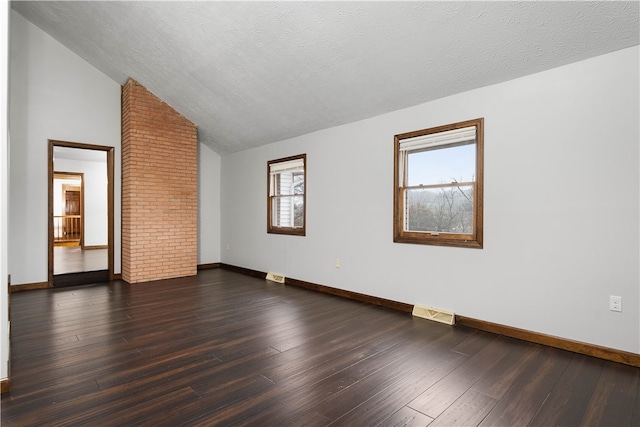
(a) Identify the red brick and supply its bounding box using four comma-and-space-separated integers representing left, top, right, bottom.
121, 78, 198, 284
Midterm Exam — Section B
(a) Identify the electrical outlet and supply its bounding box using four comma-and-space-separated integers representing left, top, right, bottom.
226, 244, 230, 252
609, 295, 622, 312
335, 259, 340, 269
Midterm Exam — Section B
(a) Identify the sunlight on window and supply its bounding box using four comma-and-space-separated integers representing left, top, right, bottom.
268, 154, 306, 236
394, 119, 483, 248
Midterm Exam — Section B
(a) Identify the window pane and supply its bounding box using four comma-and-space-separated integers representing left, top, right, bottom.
268, 153, 306, 235
292, 173, 304, 195
274, 172, 293, 196
407, 143, 475, 186
293, 195, 304, 227
272, 195, 304, 228
405, 185, 474, 233
273, 172, 304, 196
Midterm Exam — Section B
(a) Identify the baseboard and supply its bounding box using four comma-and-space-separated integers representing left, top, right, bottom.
197, 263, 221, 270
220, 263, 640, 367
83, 245, 108, 250
1, 378, 10, 394
456, 316, 640, 368
220, 263, 266, 279
12, 274, 123, 291
220, 263, 413, 313
10, 281, 50, 293
287, 277, 413, 313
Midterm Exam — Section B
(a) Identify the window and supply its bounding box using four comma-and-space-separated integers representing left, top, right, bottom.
394, 118, 483, 248
268, 154, 306, 235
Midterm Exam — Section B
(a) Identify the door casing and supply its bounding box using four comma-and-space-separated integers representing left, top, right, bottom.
48, 140, 115, 286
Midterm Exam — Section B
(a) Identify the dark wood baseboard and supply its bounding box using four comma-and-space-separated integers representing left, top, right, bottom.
456, 316, 640, 368
197, 263, 221, 270
83, 245, 108, 250
12, 274, 123, 291
220, 263, 265, 279
1, 378, 10, 394
286, 277, 413, 313
220, 264, 413, 313
221, 263, 640, 367
10, 281, 51, 293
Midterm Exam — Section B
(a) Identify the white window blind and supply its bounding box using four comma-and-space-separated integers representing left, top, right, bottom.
399, 126, 476, 152
269, 158, 304, 174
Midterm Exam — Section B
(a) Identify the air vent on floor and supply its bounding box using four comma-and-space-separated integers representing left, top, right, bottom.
266, 272, 285, 283
412, 305, 455, 325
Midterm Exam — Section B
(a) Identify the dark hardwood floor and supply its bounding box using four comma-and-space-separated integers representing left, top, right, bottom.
2, 269, 639, 426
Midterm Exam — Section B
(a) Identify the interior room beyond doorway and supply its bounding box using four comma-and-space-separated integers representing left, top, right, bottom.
50, 142, 113, 284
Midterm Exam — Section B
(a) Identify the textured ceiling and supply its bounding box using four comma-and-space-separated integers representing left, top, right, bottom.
11, 1, 640, 155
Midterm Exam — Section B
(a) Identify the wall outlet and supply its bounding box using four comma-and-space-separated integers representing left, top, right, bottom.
226, 244, 230, 252
335, 259, 340, 269
609, 295, 622, 312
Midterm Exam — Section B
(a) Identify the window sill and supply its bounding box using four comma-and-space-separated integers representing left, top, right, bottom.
393, 235, 482, 249
268, 228, 306, 236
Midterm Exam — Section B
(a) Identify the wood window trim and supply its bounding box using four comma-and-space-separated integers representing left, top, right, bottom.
393, 118, 484, 249
267, 154, 306, 236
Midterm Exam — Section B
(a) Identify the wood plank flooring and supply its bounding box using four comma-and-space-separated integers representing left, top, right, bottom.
2, 269, 639, 426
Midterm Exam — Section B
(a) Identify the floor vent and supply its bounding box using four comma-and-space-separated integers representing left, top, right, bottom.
412, 305, 455, 325
266, 272, 285, 283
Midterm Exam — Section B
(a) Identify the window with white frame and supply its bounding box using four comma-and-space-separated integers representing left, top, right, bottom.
394, 118, 483, 248
268, 154, 306, 235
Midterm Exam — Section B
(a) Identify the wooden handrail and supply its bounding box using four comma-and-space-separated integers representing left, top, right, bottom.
53, 215, 81, 242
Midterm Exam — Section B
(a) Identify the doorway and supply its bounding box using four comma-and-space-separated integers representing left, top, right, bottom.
48, 140, 114, 287
54, 172, 83, 247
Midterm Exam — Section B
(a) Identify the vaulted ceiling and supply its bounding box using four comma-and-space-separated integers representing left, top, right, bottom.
11, 1, 639, 155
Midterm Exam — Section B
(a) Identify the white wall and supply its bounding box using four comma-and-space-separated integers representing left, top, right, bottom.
221, 46, 640, 354
55, 157, 108, 247
198, 142, 221, 264
1, 0, 10, 384
9, 10, 122, 284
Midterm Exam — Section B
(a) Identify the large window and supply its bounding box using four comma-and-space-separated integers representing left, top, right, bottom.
394, 118, 483, 248
268, 154, 306, 236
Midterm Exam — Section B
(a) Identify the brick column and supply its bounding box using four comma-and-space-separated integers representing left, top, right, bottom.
121, 78, 198, 283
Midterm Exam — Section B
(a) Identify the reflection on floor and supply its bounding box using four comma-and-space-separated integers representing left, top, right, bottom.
54, 246, 108, 275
